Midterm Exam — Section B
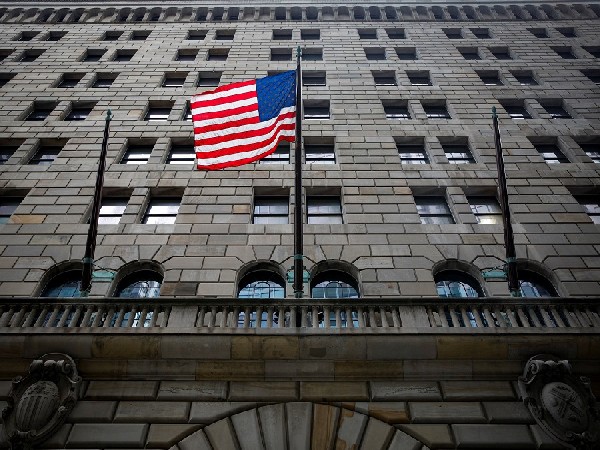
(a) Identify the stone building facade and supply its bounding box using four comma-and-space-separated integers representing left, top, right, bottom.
0, 1, 599, 449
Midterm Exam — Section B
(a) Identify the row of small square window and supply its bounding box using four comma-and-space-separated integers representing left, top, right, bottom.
5, 26, 587, 43
2, 136, 598, 167
2, 190, 599, 226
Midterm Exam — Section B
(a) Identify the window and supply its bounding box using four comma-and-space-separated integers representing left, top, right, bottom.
167, 144, 195, 164
207, 49, 229, 61
0, 73, 15, 88
415, 196, 455, 224
29, 143, 63, 165
423, 102, 451, 119
365, 48, 386, 61
194, 71, 221, 88
176, 49, 198, 61
458, 47, 480, 60
301, 29, 320, 40
19, 50, 44, 62
57, 73, 84, 88
407, 71, 431, 86
470, 28, 491, 39
0, 50, 13, 62
397, 140, 429, 164
253, 196, 288, 224
121, 143, 153, 164
303, 71, 326, 86
477, 70, 503, 86
307, 196, 343, 224
103, 31, 123, 41
0, 141, 22, 164
518, 270, 557, 297
311, 270, 359, 299
302, 48, 322, 61
65, 103, 95, 121
583, 46, 600, 58
527, 28, 548, 38
273, 29, 292, 40
556, 27, 576, 38
435, 271, 482, 298
130, 30, 151, 41
304, 101, 330, 119
41, 271, 82, 298
552, 46, 576, 59
531, 142, 569, 164
501, 102, 531, 119
260, 142, 290, 164
92, 73, 117, 88
113, 50, 136, 62
577, 141, 600, 163
372, 71, 396, 86
541, 102, 571, 119
143, 197, 181, 224
239, 275, 285, 299
271, 48, 292, 61
162, 73, 187, 88
116, 270, 162, 298
305, 142, 335, 164
385, 28, 405, 39
489, 47, 512, 60
0, 197, 23, 224
82, 49, 106, 62
575, 196, 600, 224
358, 29, 377, 39
188, 30, 207, 40
511, 71, 538, 86
145, 103, 172, 121
581, 70, 600, 85
442, 143, 475, 164
98, 197, 128, 224
395, 47, 417, 60
215, 29, 235, 40
383, 101, 411, 120
467, 196, 502, 224
183, 102, 193, 121
26, 102, 56, 121
443, 28, 463, 39
16, 31, 39, 41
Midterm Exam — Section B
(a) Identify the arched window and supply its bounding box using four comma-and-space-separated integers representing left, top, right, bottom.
311, 270, 359, 299
41, 270, 82, 297
435, 270, 483, 298
238, 271, 285, 299
519, 270, 557, 297
115, 270, 162, 298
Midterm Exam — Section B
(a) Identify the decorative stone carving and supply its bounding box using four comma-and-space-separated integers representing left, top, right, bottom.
518, 354, 599, 450
1, 353, 81, 450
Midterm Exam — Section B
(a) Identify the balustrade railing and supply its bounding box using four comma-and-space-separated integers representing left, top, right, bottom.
0, 298, 599, 331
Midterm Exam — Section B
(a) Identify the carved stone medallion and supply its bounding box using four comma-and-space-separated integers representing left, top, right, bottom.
1, 353, 81, 450
518, 354, 599, 450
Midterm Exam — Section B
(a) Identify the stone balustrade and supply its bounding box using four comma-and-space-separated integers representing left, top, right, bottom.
0, 297, 599, 331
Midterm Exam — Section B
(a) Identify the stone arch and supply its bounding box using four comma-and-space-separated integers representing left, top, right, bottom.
309, 259, 361, 298
172, 403, 428, 450
109, 259, 164, 297
516, 259, 562, 297
432, 258, 487, 297
35, 259, 83, 297
235, 260, 286, 298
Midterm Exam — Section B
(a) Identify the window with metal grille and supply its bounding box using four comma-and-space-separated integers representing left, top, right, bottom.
82, 49, 106, 62
442, 143, 475, 164
98, 198, 128, 224
167, 144, 195, 165
143, 197, 181, 224
302, 48, 322, 61
0, 197, 23, 224
271, 48, 292, 61
162, 73, 187, 88
301, 29, 320, 40
383, 102, 411, 120
65, 103, 95, 121
273, 29, 292, 40
304, 101, 330, 119
415, 196, 455, 224
511, 71, 538, 85
215, 29, 235, 40
407, 71, 431, 86
57, 73, 84, 88
260, 142, 290, 164
575, 196, 600, 224
435, 270, 482, 298
307, 196, 343, 224
501, 102, 531, 119
41, 271, 82, 298
115, 270, 162, 299
467, 196, 502, 224
385, 28, 405, 39
176, 49, 198, 61
372, 71, 396, 85
397, 143, 429, 164
207, 48, 229, 61
443, 28, 463, 39
532, 143, 569, 164
26, 102, 57, 121
121, 144, 153, 164
552, 46, 576, 59
93, 73, 117, 88
302, 71, 325, 86
113, 50, 136, 61
518, 270, 558, 297
145, 104, 172, 121
103, 31, 123, 41
423, 103, 451, 119
470, 28, 491, 38
187, 30, 207, 40
477, 71, 503, 86
458, 47, 480, 60
395, 47, 417, 60
527, 28, 548, 38
253, 196, 288, 224
358, 29, 377, 39
19, 50, 44, 62
130, 30, 151, 41
541, 103, 571, 119
365, 48, 386, 61
305, 143, 335, 164
489, 47, 512, 60
29, 144, 63, 165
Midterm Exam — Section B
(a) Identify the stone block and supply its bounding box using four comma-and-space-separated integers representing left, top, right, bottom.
452, 424, 535, 449
352, 402, 409, 424
229, 382, 297, 401
91, 336, 160, 359
410, 402, 486, 424
204, 418, 239, 450
335, 361, 403, 379
231, 336, 299, 360
388, 430, 422, 450
178, 429, 212, 450
359, 418, 395, 450
405, 361, 473, 380
442, 381, 515, 400
366, 336, 437, 360
299, 335, 367, 360
146, 424, 200, 448
335, 407, 368, 450
397, 424, 454, 449
259, 404, 287, 450
68, 401, 116, 422
231, 409, 264, 450
301, 382, 369, 401
530, 425, 565, 449
196, 361, 265, 380
0, 381, 12, 399
114, 401, 189, 423
483, 402, 535, 424
86, 381, 158, 400
157, 381, 227, 401
265, 360, 334, 380
286, 403, 312, 450
371, 382, 442, 401
68, 424, 148, 448
161, 336, 231, 360
39, 424, 71, 448
312, 404, 340, 450
189, 402, 255, 424
436, 337, 508, 359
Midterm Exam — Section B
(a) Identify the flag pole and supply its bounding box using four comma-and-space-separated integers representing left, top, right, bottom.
294, 47, 304, 298
492, 107, 519, 296
81, 109, 112, 296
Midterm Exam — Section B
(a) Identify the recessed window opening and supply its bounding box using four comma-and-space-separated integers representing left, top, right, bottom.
41, 271, 82, 298
467, 196, 502, 224
98, 197, 128, 224
167, 143, 195, 164
435, 270, 482, 298
253, 196, 289, 224
116, 270, 162, 298
415, 196, 455, 224
307, 195, 343, 224
396, 139, 428, 164
260, 142, 290, 164
143, 197, 181, 224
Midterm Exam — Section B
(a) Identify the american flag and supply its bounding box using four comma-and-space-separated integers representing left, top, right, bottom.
191, 70, 296, 170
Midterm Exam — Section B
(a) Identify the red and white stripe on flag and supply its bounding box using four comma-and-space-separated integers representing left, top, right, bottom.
191, 71, 296, 170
